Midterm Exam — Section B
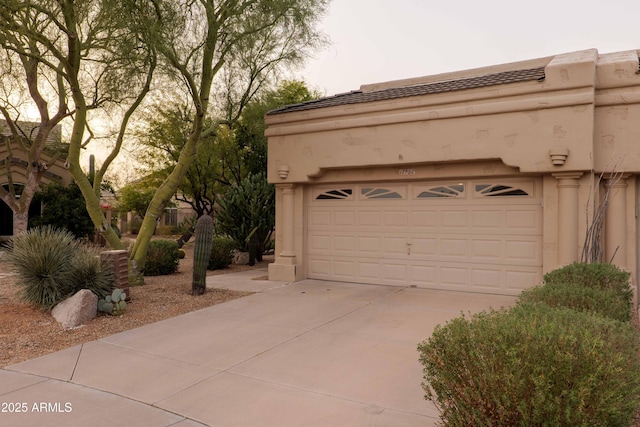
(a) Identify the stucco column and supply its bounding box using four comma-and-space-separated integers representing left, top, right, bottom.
280, 184, 296, 260
605, 175, 628, 267
553, 172, 583, 266
269, 184, 301, 282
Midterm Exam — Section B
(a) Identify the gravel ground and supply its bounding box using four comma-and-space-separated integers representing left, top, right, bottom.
0, 238, 268, 368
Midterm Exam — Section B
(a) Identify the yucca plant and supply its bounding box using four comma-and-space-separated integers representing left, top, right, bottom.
6, 226, 79, 310
68, 246, 115, 300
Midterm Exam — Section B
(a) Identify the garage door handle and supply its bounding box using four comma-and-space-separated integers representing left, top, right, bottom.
407, 242, 412, 255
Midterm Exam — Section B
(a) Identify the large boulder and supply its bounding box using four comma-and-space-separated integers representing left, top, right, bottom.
52, 289, 98, 329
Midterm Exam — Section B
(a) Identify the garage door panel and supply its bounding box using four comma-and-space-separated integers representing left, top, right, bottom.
357, 210, 380, 226
357, 262, 381, 280
334, 211, 356, 226
471, 239, 502, 259
440, 210, 469, 228
333, 235, 356, 251
505, 239, 541, 262
358, 236, 381, 253
440, 238, 468, 257
309, 210, 332, 227
505, 269, 541, 291
505, 210, 540, 232
309, 234, 331, 251
439, 267, 469, 287
307, 179, 543, 295
410, 238, 438, 256
383, 211, 409, 227
471, 210, 505, 228
411, 210, 438, 228
381, 263, 408, 282
383, 236, 409, 255
470, 268, 502, 290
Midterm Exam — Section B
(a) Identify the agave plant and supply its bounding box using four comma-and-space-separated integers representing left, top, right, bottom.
7, 226, 115, 310
6, 226, 79, 310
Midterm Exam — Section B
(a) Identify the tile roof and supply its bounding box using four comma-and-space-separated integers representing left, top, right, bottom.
268, 67, 546, 115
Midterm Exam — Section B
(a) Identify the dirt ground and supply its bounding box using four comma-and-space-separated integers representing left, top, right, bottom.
0, 237, 271, 368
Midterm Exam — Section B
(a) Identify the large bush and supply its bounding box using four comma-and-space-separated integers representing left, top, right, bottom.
29, 181, 95, 239
419, 303, 640, 426
208, 237, 236, 270
519, 281, 632, 322
543, 262, 633, 309
144, 239, 180, 276
7, 226, 114, 310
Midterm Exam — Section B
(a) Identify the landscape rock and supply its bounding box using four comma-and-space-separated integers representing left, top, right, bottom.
52, 289, 98, 329
233, 251, 250, 265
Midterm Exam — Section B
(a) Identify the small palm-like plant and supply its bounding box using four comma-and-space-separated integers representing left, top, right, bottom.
7, 226, 79, 310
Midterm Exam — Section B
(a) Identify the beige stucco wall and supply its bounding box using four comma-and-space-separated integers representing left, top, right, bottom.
267, 48, 640, 293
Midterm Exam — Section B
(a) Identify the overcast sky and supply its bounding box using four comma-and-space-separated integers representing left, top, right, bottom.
296, 0, 640, 96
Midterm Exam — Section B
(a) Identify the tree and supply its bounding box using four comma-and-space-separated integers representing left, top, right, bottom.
0, 0, 328, 277
127, 0, 329, 273
133, 101, 227, 217
117, 184, 157, 219
0, 0, 156, 248
234, 80, 320, 178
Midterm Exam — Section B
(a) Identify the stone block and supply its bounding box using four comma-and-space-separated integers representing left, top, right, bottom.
234, 251, 250, 265
52, 289, 98, 329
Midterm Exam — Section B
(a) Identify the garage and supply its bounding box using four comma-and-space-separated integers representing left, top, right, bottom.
307, 178, 542, 295
267, 50, 640, 292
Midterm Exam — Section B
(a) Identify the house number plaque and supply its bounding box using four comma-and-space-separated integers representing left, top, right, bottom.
398, 168, 416, 175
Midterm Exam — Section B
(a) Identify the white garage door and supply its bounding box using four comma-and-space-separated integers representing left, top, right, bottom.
307, 178, 543, 295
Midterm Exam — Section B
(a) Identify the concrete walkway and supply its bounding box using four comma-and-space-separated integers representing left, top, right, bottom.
1, 269, 516, 426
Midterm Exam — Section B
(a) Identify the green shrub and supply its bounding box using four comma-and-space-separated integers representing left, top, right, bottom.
543, 262, 632, 307
7, 226, 115, 310
129, 215, 143, 234
68, 246, 115, 300
519, 282, 632, 322
418, 303, 640, 426
144, 239, 179, 276
208, 237, 236, 270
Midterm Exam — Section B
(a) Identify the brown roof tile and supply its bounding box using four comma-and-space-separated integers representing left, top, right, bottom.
268, 67, 546, 115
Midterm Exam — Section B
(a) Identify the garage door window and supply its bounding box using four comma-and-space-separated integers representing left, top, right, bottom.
475, 182, 532, 197
416, 183, 465, 198
361, 187, 403, 199
315, 189, 353, 200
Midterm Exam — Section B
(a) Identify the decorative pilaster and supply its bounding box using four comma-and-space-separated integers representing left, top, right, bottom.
605, 175, 629, 267
553, 172, 583, 266
269, 184, 301, 282
280, 185, 296, 260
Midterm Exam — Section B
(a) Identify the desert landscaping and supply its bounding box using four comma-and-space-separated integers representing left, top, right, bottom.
0, 240, 270, 368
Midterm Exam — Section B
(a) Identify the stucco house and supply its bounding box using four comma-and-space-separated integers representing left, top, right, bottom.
266, 48, 640, 297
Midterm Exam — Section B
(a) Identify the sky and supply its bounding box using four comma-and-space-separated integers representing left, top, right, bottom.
296, 0, 640, 96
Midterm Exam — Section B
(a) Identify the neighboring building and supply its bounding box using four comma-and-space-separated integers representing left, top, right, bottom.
0, 121, 71, 238
266, 48, 640, 296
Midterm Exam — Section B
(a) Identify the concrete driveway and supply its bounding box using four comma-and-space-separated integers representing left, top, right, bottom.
1, 269, 516, 426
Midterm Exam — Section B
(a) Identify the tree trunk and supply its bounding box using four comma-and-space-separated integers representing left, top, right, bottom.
130, 124, 202, 272
12, 210, 28, 236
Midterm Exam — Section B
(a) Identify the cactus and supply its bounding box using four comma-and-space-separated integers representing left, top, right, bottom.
98, 289, 127, 315
192, 215, 214, 295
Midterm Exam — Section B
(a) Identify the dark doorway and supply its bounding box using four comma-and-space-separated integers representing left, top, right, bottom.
0, 198, 12, 236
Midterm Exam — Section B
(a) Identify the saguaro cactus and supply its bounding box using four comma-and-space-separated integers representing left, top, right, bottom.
192, 215, 214, 295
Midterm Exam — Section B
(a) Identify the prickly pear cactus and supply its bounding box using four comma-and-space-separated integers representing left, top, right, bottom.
98, 289, 127, 315
192, 215, 214, 295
